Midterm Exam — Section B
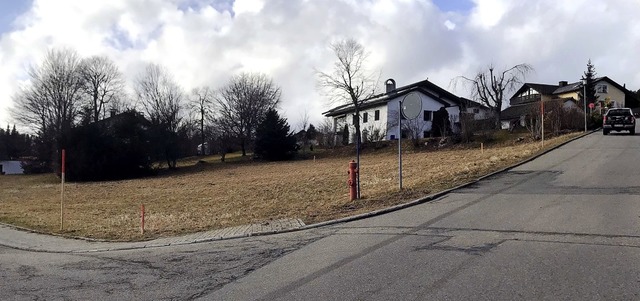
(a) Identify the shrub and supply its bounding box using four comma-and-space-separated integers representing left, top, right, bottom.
254, 109, 298, 161
64, 112, 153, 181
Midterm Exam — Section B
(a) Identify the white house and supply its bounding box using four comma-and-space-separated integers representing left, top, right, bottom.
0, 161, 24, 175
322, 78, 491, 143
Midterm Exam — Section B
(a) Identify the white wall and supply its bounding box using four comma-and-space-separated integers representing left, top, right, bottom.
386, 92, 460, 140
463, 106, 492, 120
331, 91, 465, 143
333, 105, 389, 144
0, 161, 24, 175
360, 105, 388, 142
595, 80, 625, 108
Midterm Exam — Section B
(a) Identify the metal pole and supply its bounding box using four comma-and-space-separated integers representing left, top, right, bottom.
398, 101, 402, 190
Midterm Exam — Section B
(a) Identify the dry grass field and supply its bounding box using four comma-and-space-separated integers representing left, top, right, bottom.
0, 132, 582, 241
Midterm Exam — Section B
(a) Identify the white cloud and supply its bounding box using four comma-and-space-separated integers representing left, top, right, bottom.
444, 20, 456, 30
2, 0, 640, 132
233, 0, 264, 15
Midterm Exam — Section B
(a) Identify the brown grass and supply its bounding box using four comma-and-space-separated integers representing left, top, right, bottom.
0, 132, 581, 241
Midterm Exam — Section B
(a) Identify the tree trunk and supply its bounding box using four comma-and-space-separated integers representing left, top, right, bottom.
494, 109, 501, 129
200, 119, 205, 156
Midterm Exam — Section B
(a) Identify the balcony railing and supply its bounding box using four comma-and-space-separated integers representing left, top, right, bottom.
510, 94, 541, 105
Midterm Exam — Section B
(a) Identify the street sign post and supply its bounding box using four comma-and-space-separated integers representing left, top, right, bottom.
399, 92, 422, 190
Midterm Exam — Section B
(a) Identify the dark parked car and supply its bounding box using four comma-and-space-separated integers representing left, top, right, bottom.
603, 108, 636, 135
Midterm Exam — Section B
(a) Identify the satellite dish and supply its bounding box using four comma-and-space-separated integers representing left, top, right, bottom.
401, 92, 422, 119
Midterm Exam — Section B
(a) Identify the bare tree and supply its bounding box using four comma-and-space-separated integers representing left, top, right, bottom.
316, 38, 379, 198
11, 48, 85, 169
208, 118, 235, 162
79, 55, 125, 122
317, 117, 335, 148
215, 72, 281, 157
134, 63, 184, 168
525, 105, 542, 140
190, 86, 214, 155
135, 63, 183, 131
454, 64, 533, 128
298, 110, 310, 155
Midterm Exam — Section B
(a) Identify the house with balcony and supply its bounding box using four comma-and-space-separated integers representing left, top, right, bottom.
322, 78, 491, 144
501, 77, 638, 129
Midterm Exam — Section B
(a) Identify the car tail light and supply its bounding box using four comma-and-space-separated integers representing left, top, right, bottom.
603, 116, 607, 123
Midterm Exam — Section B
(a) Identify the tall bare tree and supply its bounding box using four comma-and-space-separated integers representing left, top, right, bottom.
134, 63, 184, 168
11, 48, 85, 169
317, 117, 335, 148
190, 86, 214, 155
215, 72, 281, 157
316, 38, 379, 198
135, 63, 183, 132
454, 63, 533, 128
298, 110, 310, 155
79, 55, 125, 122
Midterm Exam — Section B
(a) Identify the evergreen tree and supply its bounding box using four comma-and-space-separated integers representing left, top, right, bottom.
306, 124, 317, 141
0, 126, 6, 160
0, 125, 33, 160
432, 107, 451, 137
306, 124, 318, 151
581, 59, 599, 108
65, 111, 153, 181
254, 109, 298, 161
342, 124, 349, 145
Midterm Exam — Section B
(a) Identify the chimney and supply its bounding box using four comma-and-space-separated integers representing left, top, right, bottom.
385, 79, 396, 93
559, 81, 568, 87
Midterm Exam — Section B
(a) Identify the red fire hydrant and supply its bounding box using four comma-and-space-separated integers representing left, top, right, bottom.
347, 160, 358, 200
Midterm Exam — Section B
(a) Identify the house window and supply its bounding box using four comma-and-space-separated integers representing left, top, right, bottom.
363, 112, 368, 123
374, 110, 380, 121
423, 110, 432, 121
596, 84, 608, 93
473, 108, 480, 114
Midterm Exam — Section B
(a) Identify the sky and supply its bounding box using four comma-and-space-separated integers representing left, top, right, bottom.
1, 0, 640, 132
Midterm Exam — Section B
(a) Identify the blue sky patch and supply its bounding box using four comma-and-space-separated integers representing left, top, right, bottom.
432, 0, 474, 13
0, 0, 33, 33
177, 0, 234, 16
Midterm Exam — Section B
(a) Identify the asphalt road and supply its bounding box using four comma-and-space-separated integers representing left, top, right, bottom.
211, 129, 640, 300
3, 129, 640, 300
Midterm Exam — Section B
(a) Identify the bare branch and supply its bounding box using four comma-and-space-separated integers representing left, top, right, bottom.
79, 56, 125, 122
453, 63, 534, 128
214, 72, 281, 156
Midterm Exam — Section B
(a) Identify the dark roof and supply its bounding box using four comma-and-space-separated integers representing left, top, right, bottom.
322, 79, 462, 117
93, 110, 150, 130
501, 102, 537, 121
511, 83, 558, 101
554, 81, 582, 94
513, 76, 631, 101
593, 76, 633, 95
459, 97, 491, 110
501, 99, 575, 121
